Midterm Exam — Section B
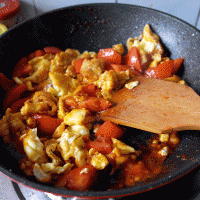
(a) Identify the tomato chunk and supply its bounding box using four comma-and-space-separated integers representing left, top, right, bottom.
74, 84, 97, 97
10, 96, 31, 113
27, 50, 45, 60
0, 72, 14, 91
55, 165, 97, 191
85, 136, 113, 155
33, 115, 63, 136
12, 57, 32, 78
73, 58, 85, 73
171, 57, 184, 74
124, 47, 142, 73
97, 48, 122, 64
79, 97, 112, 112
64, 96, 79, 110
110, 64, 130, 73
3, 84, 29, 110
145, 60, 174, 79
96, 121, 123, 139
43, 46, 63, 55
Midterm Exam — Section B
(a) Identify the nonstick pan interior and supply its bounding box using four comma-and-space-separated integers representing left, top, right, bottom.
0, 3, 200, 198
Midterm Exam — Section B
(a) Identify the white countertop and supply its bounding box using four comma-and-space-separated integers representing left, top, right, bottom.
1, 0, 200, 199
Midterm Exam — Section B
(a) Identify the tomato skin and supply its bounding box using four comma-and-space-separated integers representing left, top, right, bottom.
33, 114, 63, 136
110, 64, 130, 73
0, 72, 14, 91
145, 60, 174, 79
64, 96, 111, 112
97, 48, 122, 64
124, 47, 142, 73
96, 121, 123, 139
80, 84, 97, 97
74, 84, 97, 97
73, 58, 85, 73
79, 97, 112, 112
3, 84, 29, 110
55, 165, 97, 191
10, 96, 31, 113
64, 96, 79, 110
27, 50, 45, 60
43, 46, 63, 55
85, 136, 113, 155
171, 57, 184, 74
12, 57, 32, 78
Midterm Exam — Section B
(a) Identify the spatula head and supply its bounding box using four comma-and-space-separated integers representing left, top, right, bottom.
100, 76, 200, 134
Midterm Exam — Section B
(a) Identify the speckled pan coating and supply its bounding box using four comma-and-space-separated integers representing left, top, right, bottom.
0, 3, 200, 198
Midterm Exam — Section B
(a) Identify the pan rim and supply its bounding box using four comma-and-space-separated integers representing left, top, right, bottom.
0, 2, 200, 198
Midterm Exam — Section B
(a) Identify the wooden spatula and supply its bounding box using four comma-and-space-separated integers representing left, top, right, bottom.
100, 76, 200, 134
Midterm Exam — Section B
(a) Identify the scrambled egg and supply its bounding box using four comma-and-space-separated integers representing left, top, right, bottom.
89, 148, 109, 170
57, 125, 89, 167
0, 108, 26, 143
21, 91, 58, 116
49, 72, 80, 96
95, 70, 118, 99
0, 24, 183, 186
21, 128, 48, 164
127, 24, 165, 69
81, 58, 105, 83
22, 54, 54, 84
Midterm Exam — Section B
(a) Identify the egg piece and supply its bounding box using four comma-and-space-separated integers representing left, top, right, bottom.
22, 128, 48, 164
95, 70, 118, 99
50, 49, 80, 73
57, 125, 90, 167
22, 54, 54, 83
80, 58, 105, 83
20, 91, 57, 116
89, 148, 109, 170
64, 108, 94, 126
112, 138, 136, 156
49, 72, 80, 96
33, 163, 52, 183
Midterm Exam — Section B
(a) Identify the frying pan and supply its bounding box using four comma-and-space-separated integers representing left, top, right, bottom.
0, 3, 200, 199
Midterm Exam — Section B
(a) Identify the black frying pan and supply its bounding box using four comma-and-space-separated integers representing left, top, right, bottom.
0, 3, 200, 199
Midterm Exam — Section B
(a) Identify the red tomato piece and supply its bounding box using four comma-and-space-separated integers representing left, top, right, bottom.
12, 57, 32, 78
79, 97, 112, 112
0, 72, 14, 91
96, 121, 123, 139
145, 60, 174, 79
124, 47, 142, 73
85, 136, 113, 155
109, 63, 142, 76
73, 58, 85, 73
27, 50, 45, 60
64, 96, 79, 110
43, 46, 63, 55
3, 84, 29, 110
97, 48, 122, 64
74, 84, 97, 97
81, 84, 97, 97
10, 96, 31, 113
104, 62, 112, 71
55, 165, 97, 191
33, 115, 63, 136
171, 57, 184, 74
110, 64, 130, 73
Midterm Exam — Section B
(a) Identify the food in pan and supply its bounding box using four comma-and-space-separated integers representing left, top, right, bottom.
0, 24, 185, 191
